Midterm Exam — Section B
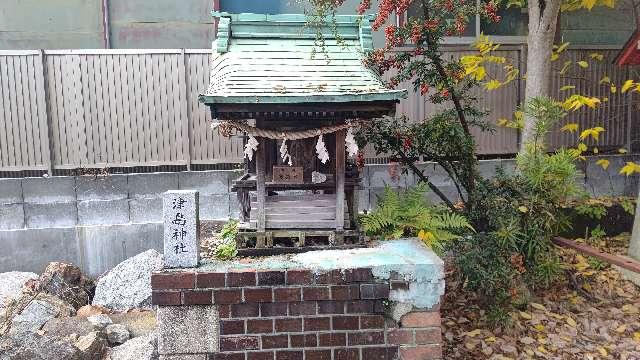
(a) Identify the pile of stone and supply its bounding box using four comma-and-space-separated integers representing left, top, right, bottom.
0, 250, 163, 360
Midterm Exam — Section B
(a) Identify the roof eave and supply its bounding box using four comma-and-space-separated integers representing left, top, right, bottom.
198, 90, 408, 105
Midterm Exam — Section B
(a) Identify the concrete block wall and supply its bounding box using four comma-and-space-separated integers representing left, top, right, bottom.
0, 155, 637, 276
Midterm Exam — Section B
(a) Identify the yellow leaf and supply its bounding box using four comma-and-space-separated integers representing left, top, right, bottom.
560, 123, 579, 133
485, 336, 496, 343
555, 42, 570, 53
518, 206, 528, 213
577, 61, 589, 68
634, 331, 640, 342
531, 303, 547, 311
519, 311, 532, 320
577, 143, 588, 152
619, 162, 640, 176
590, 53, 604, 61
579, 127, 605, 141
465, 329, 482, 337
560, 61, 572, 74
534, 324, 545, 332
593, 147, 598, 154
597, 347, 608, 357
582, 0, 596, 9
560, 85, 576, 91
596, 159, 609, 170
566, 316, 577, 327
599, 76, 611, 84
550, 53, 559, 61
610, 85, 617, 93
622, 79, 635, 93
497, 118, 509, 127
615, 324, 627, 333
622, 304, 639, 314
618, 148, 628, 154
485, 79, 502, 90
601, 0, 615, 7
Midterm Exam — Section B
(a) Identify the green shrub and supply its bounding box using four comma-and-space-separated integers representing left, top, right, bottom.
361, 183, 473, 254
214, 219, 239, 261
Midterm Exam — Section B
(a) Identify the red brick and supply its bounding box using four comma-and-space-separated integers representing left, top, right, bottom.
244, 288, 273, 303
275, 350, 302, 360
219, 336, 259, 351
290, 333, 317, 348
362, 346, 398, 360
247, 351, 274, 360
303, 316, 330, 331
247, 319, 274, 334
360, 314, 385, 329
210, 353, 246, 360
332, 315, 359, 330
346, 300, 374, 313
317, 300, 344, 314
330, 285, 360, 300
151, 291, 181, 306
388, 329, 414, 345
196, 272, 225, 288
344, 268, 373, 282
415, 328, 442, 345
219, 305, 231, 318
360, 283, 390, 299
227, 271, 257, 287
400, 312, 441, 328
231, 303, 260, 318
183, 290, 212, 305
261, 334, 288, 349
273, 287, 301, 302
314, 270, 346, 284
257, 271, 285, 286
151, 272, 195, 289
390, 281, 410, 291
302, 286, 330, 301
304, 349, 331, 360
333, 348, 358, 360
221, 320, 245, 335
318, 333, 346, 347
260, 303, 287, 317
274, 318, 302, 332
400, 345, 442, 359
288, 301, 316, 316
214, 289, 243, 304
286, 269, 312, 285
374, 300, 386, 313
347, 331, 385, 346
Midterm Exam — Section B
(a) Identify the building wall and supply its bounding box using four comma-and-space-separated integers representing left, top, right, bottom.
560, 2, 637, 46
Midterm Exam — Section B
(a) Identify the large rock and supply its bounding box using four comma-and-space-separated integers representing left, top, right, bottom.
74, 331, 107, 360
92, 250, 163, 312
28, 262, 95, 309
0, 271, 38, 307
109, 332, 158, 360
106, 323, 130, 345
42, 316, 94, 339
0, 332, 82, 360
9, 294, 75, 335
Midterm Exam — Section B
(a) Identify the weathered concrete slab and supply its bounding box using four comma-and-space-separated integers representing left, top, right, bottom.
0, 227, 81, 274
78, 200, 129, 226
76, 175, 128, 201
22, 177, 75, 203
0, 204, 25, 230
24, 202, 77, 228
367, 164, 412, 188
199, 194, 230, 220
178, 171, 232, 194
128, 173, 179, 199
130, 198, 163, 223
0, 178, 22, 204
157, 305, 219, 355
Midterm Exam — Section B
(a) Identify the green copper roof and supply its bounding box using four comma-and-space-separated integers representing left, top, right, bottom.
199, 12, 407, 107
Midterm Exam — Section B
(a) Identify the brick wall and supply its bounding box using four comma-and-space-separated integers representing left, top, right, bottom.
152, 268, 442, 360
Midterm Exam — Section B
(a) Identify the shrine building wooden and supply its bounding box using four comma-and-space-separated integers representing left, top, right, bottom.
199, 12, 407, 248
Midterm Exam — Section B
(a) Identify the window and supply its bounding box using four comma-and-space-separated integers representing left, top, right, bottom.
403, 1, 528, 43
219, 0, 304, 14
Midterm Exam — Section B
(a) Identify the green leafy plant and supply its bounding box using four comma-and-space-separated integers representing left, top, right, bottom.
575, 203, 607, 220
588, 225, 607, 243
360, 183, 473, 253
620, 197, 636, 216
214, 219, 239, 261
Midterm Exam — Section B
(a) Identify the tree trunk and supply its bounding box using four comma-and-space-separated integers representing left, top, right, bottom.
520, 0, 562, 152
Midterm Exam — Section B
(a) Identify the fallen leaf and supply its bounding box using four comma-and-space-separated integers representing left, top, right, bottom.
520, 311, 533, 320
531, 303, 547, 311
566, 317, 577, 327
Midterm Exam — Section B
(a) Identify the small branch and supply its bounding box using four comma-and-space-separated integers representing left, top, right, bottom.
397, 150, 456, 209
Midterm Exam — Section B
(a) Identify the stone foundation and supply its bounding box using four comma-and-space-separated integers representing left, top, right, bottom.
151, 239, 444, 360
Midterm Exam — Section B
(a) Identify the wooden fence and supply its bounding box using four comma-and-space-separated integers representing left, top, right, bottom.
0, 47, 636, 172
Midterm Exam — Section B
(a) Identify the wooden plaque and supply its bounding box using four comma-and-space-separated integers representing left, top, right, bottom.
272, 166, 303, 183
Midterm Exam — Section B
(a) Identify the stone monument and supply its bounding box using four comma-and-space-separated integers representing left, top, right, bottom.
163, 190, 199, 268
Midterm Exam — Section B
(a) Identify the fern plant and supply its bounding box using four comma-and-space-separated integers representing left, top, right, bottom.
360, 183, 473, 253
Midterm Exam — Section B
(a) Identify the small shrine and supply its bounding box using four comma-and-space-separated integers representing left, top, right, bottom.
199, 12, 407, 249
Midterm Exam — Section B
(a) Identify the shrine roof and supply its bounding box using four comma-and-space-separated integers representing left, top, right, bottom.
615, 30, 640, 66
199, 12, 407, 108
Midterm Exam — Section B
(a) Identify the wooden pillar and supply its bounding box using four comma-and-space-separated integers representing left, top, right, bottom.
334, 129, 345, 245
256, 136, 267, 247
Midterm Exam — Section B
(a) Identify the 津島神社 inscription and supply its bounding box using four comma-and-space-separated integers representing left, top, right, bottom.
163, 190, 200, 268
